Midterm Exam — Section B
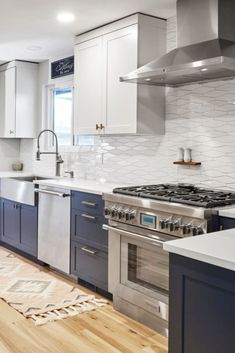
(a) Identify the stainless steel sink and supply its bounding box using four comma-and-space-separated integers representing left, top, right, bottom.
0, 176, 52, 206
10, 176, 49, 182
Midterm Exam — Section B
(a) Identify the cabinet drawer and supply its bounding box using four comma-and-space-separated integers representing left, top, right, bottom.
71, 191, 104, 215
71, 241, 108, 291
71, 209, 107, 251
219, 216, 235, 230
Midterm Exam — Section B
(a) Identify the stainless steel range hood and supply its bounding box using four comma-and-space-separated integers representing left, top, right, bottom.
120, 0, 235, 87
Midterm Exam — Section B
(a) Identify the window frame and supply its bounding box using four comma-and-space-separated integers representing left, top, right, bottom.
47, 80, 74, 148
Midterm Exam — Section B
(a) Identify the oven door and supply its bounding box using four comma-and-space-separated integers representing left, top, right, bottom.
104, 224, 174, 320
120, 233, 169, 297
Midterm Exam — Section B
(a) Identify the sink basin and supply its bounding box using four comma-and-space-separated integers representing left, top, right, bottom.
11, 176, 51, 182
0, 176, 53, 206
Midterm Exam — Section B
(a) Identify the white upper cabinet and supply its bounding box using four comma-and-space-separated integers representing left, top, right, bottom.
74, 37, 103, 135
103, 25, 138, 134
74, 14, 166, 135
0, 61, 38, 138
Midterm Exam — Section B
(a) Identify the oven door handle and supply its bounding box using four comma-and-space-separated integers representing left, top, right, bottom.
102, 224, 167, 246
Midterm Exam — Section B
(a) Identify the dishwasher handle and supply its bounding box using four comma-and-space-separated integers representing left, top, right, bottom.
34, 189, 71, 198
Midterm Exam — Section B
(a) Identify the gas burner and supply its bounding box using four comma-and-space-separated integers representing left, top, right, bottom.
113, 184, 235, 208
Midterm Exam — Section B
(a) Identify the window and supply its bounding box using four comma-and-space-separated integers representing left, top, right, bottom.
46, 81, 94, 147
51, 86, 73, 146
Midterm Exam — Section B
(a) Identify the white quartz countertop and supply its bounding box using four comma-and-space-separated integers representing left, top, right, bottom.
219, 207, 235, 219
34, 178, 122, 195
164, 228, 235, 271
0, 171, 34, 178
0, 171, 122, 195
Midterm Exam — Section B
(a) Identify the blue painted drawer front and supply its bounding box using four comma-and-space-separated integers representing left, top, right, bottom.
219, 216, 235, 230
0, 198, 38, 257
71, 241, 108, 291
71, 209, 107, 251
71, 191, 104, 215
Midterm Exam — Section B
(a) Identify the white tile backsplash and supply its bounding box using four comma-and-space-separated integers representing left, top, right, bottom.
19, 17, 235, 190
0, 139, 20, 171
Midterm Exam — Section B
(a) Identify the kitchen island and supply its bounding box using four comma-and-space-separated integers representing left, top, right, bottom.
164, 228, 235, 353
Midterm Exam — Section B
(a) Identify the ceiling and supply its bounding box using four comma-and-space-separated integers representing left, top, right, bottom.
0, 0, 176, 63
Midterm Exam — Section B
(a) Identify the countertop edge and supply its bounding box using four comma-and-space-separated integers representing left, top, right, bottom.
163, 240, 235, 271
35, 180, 103, 195
33, 179, 121, 196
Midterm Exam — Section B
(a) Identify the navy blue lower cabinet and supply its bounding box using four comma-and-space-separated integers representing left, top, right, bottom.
71, 241, 108, 291
70, 191, 108, 291
1, 199, 20, 247
169, 254, 235, 353
0, 199, 38, 257
19, 204, 38, 257
219, 216, 235, 230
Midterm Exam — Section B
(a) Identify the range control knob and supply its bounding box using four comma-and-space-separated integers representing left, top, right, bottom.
159, 219, 166, 229
186, 224, 192, 234
165, 218, 173, 230
196, 227, 204, 235
125, 210, 131, 221
168, 222, 174, 232
118, 210, 125, 220
104, 207, 111, 216
180, 224, 187, 235
173, 221, 180, 231
111, 208, 118, 217
129, 211, 136, 221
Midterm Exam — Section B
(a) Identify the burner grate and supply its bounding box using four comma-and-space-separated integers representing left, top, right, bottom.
113, 184, 235, 208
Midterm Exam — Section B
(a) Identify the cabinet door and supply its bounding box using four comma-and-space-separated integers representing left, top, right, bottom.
74, 37, 103, 135
1, 199, 20, 247
19, 204, 38, 257
0, 68, 16, 138
103, 25, 138, 134
71, 241, 108, 291
15, 65, 38, 138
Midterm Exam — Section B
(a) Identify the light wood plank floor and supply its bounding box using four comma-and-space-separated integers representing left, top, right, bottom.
0, 249, 168, 353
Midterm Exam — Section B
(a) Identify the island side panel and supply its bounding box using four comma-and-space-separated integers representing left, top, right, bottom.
169, 254, 235, 353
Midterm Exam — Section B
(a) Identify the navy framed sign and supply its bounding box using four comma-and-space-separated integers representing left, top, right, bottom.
51, 56, 74, 79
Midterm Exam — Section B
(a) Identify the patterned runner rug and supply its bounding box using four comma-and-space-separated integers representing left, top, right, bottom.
0, 247, 107, 325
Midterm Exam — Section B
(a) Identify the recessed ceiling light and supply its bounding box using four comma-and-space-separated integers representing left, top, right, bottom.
57, 12, 75, 23
200, 68, 208, 72
145, 78, 151, 81
27, 45, 42, 51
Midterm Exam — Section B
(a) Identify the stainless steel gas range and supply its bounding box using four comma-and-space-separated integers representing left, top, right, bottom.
103, 184, 235, 336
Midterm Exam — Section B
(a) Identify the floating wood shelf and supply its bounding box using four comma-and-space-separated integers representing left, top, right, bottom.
173, 161, 201, 166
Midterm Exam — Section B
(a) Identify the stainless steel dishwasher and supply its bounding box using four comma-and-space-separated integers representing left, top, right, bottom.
36, 185, 71, 274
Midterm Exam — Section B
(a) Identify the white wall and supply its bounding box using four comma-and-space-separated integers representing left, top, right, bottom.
20, 17, 235, 190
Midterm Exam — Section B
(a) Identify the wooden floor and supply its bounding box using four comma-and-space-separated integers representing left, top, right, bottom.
0, 250, 168, 353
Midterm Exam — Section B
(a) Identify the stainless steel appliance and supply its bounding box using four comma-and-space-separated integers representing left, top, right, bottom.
120, 0, 235, 87
0, 175, 50, 206
103, 184, 235, 336
37, 185, 71, 274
